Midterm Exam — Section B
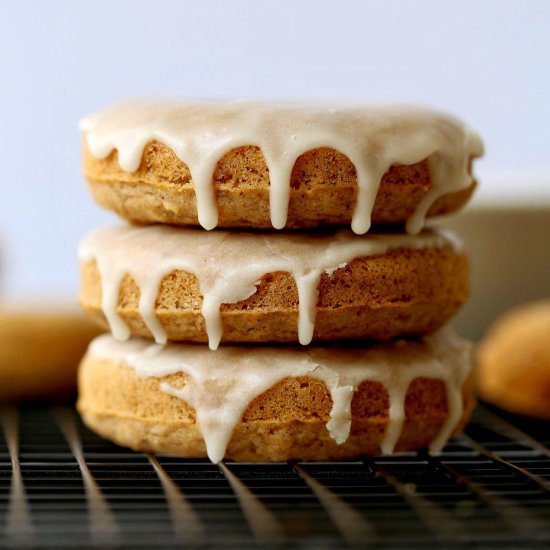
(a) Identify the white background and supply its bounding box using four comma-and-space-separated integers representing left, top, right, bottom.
0, 0, 549, 297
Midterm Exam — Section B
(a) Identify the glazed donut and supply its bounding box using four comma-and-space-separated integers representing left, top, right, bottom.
78, 330, 474, 462
78, 225, 469, 348
81, 100, 482, 234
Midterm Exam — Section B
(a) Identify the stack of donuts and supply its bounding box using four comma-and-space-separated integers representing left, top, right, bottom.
77, 100, 483, 462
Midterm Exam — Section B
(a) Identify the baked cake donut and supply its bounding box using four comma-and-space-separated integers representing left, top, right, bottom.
477, 300, 550, 420
81, 100, 483, 234
78, 330, 475, 462
0, 305, 102, 400
78, 225, 468, 349
76, 99, 480, 462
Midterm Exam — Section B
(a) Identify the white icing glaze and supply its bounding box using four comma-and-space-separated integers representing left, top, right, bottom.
80, 99, 483, 234
87, 330, 472, 463
79, 224, 462, 350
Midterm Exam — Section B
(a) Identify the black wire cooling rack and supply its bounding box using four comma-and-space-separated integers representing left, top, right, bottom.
1, 403, 549, 549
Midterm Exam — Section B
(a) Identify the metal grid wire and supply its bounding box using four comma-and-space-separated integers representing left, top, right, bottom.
1, 404, 549, 549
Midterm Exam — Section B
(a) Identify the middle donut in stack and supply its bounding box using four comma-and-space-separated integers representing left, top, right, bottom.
77, 100, 483, 462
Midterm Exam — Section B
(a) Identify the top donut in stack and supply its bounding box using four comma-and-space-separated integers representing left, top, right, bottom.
78, 100, 482, 349
82, 100, 481, 234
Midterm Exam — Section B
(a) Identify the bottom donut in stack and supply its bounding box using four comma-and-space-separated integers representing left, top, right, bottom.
77, 330, 474, 462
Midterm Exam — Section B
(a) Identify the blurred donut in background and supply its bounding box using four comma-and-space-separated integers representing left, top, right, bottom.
0, 304, 102, 401
477, 299, 550, 420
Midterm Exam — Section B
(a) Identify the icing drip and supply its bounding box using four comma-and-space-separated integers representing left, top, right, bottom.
80, 100, 483, 234
79, 224, 462, 350
87, 330, 472, 463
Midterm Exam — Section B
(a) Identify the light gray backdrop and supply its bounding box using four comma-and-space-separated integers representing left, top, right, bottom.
0, 0, 548, 296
